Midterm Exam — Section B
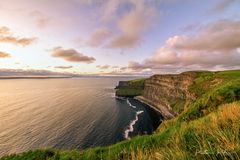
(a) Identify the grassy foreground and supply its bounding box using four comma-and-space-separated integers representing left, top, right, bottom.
1, 70, 240, 160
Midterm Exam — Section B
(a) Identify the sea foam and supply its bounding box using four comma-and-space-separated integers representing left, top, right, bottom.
127, 98, 136, 108
124, 99, 144, 139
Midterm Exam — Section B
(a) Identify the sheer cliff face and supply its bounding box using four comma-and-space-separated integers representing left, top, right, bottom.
141, 72, 197, 118
115, 72, 198, 119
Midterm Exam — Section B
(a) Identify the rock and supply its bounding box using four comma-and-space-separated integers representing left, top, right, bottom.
141, 72, 197, 119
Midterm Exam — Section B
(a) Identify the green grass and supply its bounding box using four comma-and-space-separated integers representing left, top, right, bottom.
2, 70, 240, 160
182, 70, 240, 122
168, 97, 186, 113
116, 88, 144, 97
129, 78, 146, 85
115, 78, 146, 97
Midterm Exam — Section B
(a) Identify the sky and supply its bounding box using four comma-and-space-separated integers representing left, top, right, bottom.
0, 0, 240, 76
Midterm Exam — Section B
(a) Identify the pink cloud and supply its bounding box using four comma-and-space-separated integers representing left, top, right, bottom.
0, 51, 11, 58
51, 47, 96, 63
0, 26, 37, 46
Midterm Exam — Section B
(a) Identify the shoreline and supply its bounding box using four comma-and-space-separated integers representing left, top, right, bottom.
134, 96, 162, 117
0, 76, 72, 80
133, 97, 164, 130
115, 96, 163, 136
135, 96, 176, 120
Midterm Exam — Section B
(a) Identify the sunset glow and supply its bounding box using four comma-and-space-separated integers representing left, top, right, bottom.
0, 0, 240, 76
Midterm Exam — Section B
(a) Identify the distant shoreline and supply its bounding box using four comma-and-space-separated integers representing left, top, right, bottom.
0, 76, 146, 80
0, 76, 73, 79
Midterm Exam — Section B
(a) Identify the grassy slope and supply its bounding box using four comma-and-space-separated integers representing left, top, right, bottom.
115, 78, 146, 97
2, 70, 240, 160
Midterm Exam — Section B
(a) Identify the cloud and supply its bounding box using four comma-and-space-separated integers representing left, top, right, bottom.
106, 1, 156, 49
54, 65, 73, 69
96, 65, 111, 69
96, 65, 121, 70
0, 26, 37, 46
168, 20, 240, 52
212, 0, 236, 12
111, 65, 119, 69
124, 20, 240, 73
75, 0, 158, 49
98, 62, 153, 76
30, 10, 52, 28
100, 0, 121, 22
0, 51, 11, 58
128, 61, 152, 70
86, 28, 111, 47
101, 68, 152, 76
51, 47, 96, 63
0, 37, 37, 46
0, 26, 10, 35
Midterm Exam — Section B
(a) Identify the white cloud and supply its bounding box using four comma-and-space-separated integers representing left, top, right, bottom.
0, 26, 37, 46
106, 0, 156, 48
126, 20, 240, 73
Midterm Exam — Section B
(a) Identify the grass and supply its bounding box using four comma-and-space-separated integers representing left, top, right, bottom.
167, 97, 186, 113
2, 70, 240, 160
115, 78, 146, 97
180, 70, 240, 122
154, 101, 240, 160
129, 78, 146, 85
116, 88, 144, 97
2, 102, 240, 160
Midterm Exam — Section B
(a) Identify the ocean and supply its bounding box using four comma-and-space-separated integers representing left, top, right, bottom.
0, 77, 161, 156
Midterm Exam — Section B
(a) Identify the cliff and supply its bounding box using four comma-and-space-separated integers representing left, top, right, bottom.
137, 72, 198, 119
116, 72, 198, 119
115, 79, 145, 89
115, 78, 145, 97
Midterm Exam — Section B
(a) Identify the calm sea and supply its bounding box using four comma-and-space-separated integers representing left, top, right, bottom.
0, 77, 161, 156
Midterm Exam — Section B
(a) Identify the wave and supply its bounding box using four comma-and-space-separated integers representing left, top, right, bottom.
124, 99, 144, 139
126, 99, 136, 109
115, 96, 126, 100
110, 93, 116, 98
124, 110, 144, 139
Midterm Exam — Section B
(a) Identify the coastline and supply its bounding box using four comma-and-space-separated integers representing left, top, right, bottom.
135, 96, 176, 120
116, 96, 163, 136
133, 97, 163, 130
0, 76, 72, 79
115, 78, 175, 120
